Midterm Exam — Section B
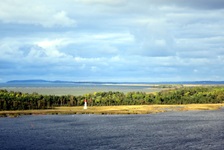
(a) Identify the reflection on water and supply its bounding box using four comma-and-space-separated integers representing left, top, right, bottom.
0, 109, 224, 150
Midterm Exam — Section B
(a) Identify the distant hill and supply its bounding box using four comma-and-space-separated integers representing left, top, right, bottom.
7, 80, 50, 83
6, 80, 224, 85
7, 80, 75, 84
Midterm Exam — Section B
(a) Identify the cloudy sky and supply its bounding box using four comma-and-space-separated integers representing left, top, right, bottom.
0, 0, 224, 82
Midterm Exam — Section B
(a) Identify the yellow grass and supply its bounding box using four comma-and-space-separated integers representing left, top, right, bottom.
0, 104, 223, 117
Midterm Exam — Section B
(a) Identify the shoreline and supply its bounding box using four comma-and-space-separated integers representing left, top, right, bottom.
0, 86, 162, 96
0, 83, 220, 96
1, 104, 223, 117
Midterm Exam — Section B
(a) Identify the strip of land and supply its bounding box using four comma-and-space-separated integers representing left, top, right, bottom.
0, 104, 223, 117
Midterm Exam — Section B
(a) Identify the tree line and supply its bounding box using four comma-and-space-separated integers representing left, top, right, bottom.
0, 86, 224, 110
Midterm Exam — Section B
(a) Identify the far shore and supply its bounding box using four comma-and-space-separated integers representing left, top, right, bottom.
0, 83, 216, 96
0, 104, 223, 117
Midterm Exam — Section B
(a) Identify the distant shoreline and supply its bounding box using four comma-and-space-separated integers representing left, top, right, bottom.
0, 84, 163, 96
5, 79, 224, 85
1, 83, 223, 96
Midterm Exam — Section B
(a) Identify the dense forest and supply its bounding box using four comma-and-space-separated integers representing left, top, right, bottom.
0, 86, 224, 110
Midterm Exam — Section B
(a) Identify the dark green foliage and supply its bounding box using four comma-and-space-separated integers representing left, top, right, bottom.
0, 86, 224, 110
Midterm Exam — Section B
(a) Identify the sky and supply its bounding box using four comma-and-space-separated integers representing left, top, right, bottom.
0, 0, 224, 82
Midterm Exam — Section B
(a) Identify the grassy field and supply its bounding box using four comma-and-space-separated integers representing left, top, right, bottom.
0, 104, 223, 117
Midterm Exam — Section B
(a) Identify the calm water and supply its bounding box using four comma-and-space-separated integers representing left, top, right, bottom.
0, 109, 224, 150
0, 83, 160, 96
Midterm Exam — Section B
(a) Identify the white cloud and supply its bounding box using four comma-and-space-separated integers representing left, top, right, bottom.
0, 0, 76, 27
72, 0, 127, 6
35, 39, 71, 58
0, 40, 24, 61
130, 19, 175, 56
47, 11, 76, 27
27, 47, 47, 58
0, 0, 224, 82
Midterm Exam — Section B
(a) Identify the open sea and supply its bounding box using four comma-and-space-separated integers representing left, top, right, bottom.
0, 109, 224, 150
0, 83, 161, 96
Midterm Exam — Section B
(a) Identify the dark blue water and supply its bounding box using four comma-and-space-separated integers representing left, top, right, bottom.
1, 109, 224, 150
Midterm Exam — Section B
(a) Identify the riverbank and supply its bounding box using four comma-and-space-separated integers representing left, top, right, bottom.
0, 104, 223, 117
